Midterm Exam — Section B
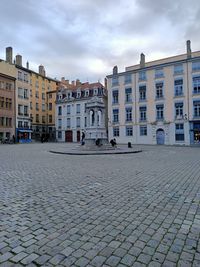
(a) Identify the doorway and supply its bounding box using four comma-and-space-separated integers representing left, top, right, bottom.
156, 128, 165, 145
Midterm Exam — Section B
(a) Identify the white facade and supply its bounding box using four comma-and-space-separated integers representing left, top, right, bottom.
107, 41, 200, 145
55, 82, 106, 142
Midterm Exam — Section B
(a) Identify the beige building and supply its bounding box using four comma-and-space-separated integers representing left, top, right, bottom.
107, 40, 200, 145
0, 60, 16, 141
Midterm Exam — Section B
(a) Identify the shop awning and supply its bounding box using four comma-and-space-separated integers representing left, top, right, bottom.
18, 129, 33, 133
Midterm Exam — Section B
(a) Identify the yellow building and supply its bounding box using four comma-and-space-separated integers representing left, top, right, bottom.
30, 65, 58, 141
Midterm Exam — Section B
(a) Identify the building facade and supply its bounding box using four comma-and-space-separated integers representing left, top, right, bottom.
30, 66, 58, 141
107, 41, 200, 145
56, 79, 106, 142
0, 60, 16, 141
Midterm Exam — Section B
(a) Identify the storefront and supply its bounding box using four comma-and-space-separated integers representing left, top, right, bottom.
190, 122, 200, 144
16, 129, 32, 143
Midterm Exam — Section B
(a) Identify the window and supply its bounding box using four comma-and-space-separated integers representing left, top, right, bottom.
49, 93, 52, 99
113, 127, 119, 137
42, 93, 45, 100
193, 76, 200, 94
58, 119, 62, 129
18, 71, 22, 81
175, 102, 183, 118
18, 121, 23, 128
42, 116, 46, 123
85, 90, 89, 97
5, 98, 9, 109
67, 118, 71, 128
58, 106, 62, 115
76, 117, 80, 127
112, 90, 119, 104
174, 79, 183, 96
24, 89, 28, 99
76, 104, 80, 114
155, 68, 164, 78
192, 61, 200, 72
139, 85, 146, 101
18, 88, 23, 98
35, 81, 39, 88
24, 106, 28, 116
35, 91, 39, 98
36, 114, 39, 123
156, 104, 164, 120
77, 91, 81, 98
42, 104, 45, 111
67, 105, 71, 114
36, 103, 39, 111
126, 126, 133, 136
193, 101, 200, 117
113, 109, 119, 123
112, 76, 119, 86
124, 74, 132, 84
18, 104, 23, 115
49, 115, 52, 123
174, 64, 183, 75
49, 103, 52, 111
139, 71, 146, 81
175, 123, 184, 141
24, 121, 28, 128
156, 82, 164, 99
140, 125, 147, 136
94, 88, 98, 95
58, 131, 62, 139
125, 88, 132, 103
30, 89, 32, 97
24, 73, 28, 83
139, 106, 147, 121
30, 102, 32, 110
85, 117, 87, 127
126, 107, 132, 122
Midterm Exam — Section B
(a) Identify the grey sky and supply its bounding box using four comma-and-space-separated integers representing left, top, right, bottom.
0, 0, 199, 82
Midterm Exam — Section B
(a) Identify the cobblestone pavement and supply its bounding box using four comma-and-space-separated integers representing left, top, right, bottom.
0, 143, 200, 267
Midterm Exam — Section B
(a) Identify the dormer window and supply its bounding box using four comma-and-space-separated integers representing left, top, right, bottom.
94, 88, 98, 95
59, 95, 62, 100
85, 90, 89, 97
67, 92, 71, 99
77, 91, 81, 98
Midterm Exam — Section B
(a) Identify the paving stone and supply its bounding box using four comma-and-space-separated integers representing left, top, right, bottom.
90, 255, 106, 267
20, 253, 39, 265
105, 255, 121, 266
120, 254, 136, 266
11, 252, 28, 263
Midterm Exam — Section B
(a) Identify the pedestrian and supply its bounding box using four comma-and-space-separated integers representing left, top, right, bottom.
81, 131, 85, 145
12, 135, 15, 144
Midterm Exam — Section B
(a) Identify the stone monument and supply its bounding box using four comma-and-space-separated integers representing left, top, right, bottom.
84, 96, 108, 148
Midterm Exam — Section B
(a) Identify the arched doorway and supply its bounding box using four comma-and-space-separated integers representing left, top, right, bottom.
156, 128, 165, 145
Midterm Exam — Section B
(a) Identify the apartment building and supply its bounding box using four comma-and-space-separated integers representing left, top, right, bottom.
56, 79, 106, 142
1, 47, 59, 142
0, 60, 16, 141
30, 66, 58, 141
106, 40, 200, 145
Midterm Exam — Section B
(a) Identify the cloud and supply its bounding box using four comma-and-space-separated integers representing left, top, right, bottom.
0, 0, 199, 82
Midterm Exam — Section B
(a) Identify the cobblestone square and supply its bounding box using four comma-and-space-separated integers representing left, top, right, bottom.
0, 143, 200, 266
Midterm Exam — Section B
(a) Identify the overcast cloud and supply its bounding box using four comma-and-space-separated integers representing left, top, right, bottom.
0, 0, 200, 83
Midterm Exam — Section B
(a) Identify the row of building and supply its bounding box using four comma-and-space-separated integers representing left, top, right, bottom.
1, 41, 200, 145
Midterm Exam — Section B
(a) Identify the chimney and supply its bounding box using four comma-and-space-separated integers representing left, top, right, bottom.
16, 54, 22, 66
186, 40, 191, 58
113, 65, 118, 75
76, 79, 81, 86
6, 47, 13, 64
26, 61, 29, 69
61, 77, 65, 82
140, 53, 145, 68
39, 65, 46, 76
65, 79, 69, 85
72, 80, 75, 86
